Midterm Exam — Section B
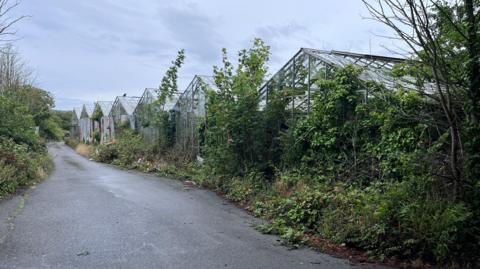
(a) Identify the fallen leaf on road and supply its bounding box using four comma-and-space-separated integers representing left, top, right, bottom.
77, 250, 90, 256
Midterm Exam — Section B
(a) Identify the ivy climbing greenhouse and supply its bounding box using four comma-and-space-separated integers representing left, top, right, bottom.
260, 48, 405, 117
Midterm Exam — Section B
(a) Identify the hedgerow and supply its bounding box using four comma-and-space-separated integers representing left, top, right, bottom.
0, 100, 53, 199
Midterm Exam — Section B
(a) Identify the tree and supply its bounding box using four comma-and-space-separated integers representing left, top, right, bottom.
53, 110, 74, 131
362, 0, 480, 198
0, 95, 36, 146
0, 45, 33, 90
464, 0, 480, 124
156, 49, 185, 109
204, 38, 270, 175
0, 0, 29, 90
146, 49, 186, 151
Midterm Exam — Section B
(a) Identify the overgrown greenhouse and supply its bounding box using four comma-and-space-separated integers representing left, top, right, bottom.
173, 75, 218, 157
260, 48, 405, 117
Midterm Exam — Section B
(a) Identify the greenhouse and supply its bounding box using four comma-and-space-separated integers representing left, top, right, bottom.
71, 107, 82, 140
110, 96, 141, 131
93, 101, 114, 144
173, 75, 217, 157
79, 104, 95, 143
134, 88, 178, 145
260, 48, 405, 117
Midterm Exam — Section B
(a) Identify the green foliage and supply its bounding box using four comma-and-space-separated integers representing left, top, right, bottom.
139, 49, 186, 152
156, 49, 185, 106
153, 110, 176, 151
0, 96, 37, 146
92, 131, 101, 144
204, 38, 271, 176
1, 86, 64, 141
40, 114, 64, 140
91, 143, 118, 163
222, 171, 268, 203
112, 130, 149, 168
91, 130, 150, 169
4, 85, 55, 126
65, 137, 80, 149
0, 160, 17, 196
52, 110, 74, 131
0, 138, 51, 198
251, 179, 474, 263
0, 51, 54, 197
91, 106, 102, 122
200, 61, 477, 264
284, 66, 433, 185
316, 181, 474, 263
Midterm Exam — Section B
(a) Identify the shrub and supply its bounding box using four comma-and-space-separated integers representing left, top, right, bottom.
0, 96, 37, 147
223, 171, 267, 203
0, 138, 51, 198
91, 143, 118, 163
92, 131, 101, 144
114, 130, 150, 168
91, 130, 151, 169
40, 115, 63, 140
0, 160, 18, 197
203, 39, 271, 177
65, 137, 80, 149
289, 180, 474, 263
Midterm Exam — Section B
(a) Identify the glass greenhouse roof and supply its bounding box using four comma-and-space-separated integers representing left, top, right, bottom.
96, 101, 114, 116
73, 107, 82, 120
83, 104, 95, 118
303, 49, 404, 86
116, 96, 141, 116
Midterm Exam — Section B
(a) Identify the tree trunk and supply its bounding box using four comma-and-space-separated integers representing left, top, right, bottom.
465, 0, 480, 124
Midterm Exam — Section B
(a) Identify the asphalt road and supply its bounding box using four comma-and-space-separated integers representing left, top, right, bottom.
0, 143, 388, 269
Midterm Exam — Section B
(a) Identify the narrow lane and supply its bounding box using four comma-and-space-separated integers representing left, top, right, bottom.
0, 143, 385, 269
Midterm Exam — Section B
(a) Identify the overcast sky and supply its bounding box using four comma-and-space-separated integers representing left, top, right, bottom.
12, 0, 398, 110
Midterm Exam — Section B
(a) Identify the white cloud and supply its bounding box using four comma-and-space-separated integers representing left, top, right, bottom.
12, 0, 398, 110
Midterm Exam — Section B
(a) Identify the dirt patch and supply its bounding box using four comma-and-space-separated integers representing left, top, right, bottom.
75, 144, 91, 158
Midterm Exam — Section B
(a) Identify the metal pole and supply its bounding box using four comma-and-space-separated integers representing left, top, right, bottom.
307, 55, 311, 114
265, 84, 269, 104
291, 56, 296, 121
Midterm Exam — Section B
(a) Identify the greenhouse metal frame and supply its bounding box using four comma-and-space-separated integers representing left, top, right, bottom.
173, 75, 217, 157
260, 48, 405, 117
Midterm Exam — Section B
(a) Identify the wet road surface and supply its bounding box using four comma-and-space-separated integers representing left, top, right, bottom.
0, 143, 388, 269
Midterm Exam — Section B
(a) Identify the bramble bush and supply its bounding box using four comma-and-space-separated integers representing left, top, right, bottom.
65, 137, 80, 149
0, 93, 53, 198
0, 137, 51, 198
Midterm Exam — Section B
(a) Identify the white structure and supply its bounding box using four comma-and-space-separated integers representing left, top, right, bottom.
79, 104, 95, 143
134, 88, 178, 144
71, 107, 82, 140
173, 75, 218, 156
94, 101, 114, 144
110, 96, 140, 131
